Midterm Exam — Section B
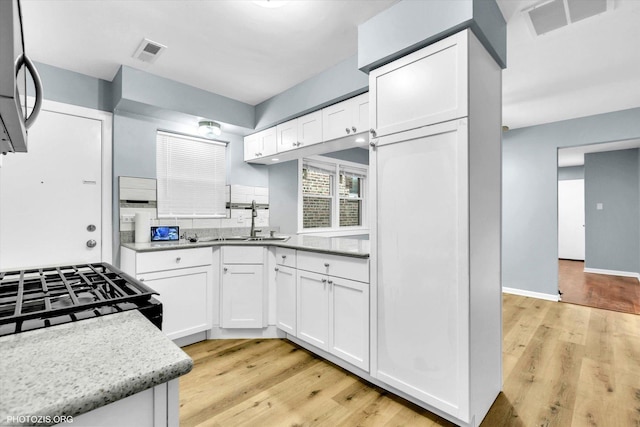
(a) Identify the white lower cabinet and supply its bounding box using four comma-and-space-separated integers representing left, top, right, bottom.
120, 247, 213, 341
295, 251, 370, 371
275, 264, 296, 335
220, 246, 266, 329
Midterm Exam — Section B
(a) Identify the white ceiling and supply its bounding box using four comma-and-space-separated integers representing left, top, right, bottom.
20, 0, 640, 130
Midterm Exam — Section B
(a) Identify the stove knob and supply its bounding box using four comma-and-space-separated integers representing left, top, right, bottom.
86, 239, 97, 248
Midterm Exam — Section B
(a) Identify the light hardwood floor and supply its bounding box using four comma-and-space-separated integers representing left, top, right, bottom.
180, 294, 640, 426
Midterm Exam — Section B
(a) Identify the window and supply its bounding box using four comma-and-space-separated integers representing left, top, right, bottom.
156, 131, 226, 218
299, 156, 367, 233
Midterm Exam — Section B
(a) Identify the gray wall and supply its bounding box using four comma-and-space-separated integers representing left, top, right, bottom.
31, 62, 113, 112
503, 106, 640, 297
268, 148, 369, 235
584, 149, 639, 273
357, 0, 506, 72
558, 166, 584, 180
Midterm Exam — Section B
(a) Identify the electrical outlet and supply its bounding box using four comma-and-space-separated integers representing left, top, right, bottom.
121, 215, 135, 223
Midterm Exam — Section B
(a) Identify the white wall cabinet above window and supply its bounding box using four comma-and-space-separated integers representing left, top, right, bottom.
243, 94, 369, 165
322, 92, 369, 142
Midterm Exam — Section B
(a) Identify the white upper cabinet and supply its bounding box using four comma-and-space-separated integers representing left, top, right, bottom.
369, 31, 468, 138
276, 111, 323, 153
244, 127, 276, 161
296, 110, 322, 147
322, 93, 369, 141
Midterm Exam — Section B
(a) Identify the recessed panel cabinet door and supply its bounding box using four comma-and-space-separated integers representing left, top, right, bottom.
276, 118, 298, 153
296, 270, 329, 351
329, 277, 369, 371
374, 120, 469, 416
221, 264, 264, 328
139, 266, 211, 340
369, 30, 468, 138
275, 265, 296, 335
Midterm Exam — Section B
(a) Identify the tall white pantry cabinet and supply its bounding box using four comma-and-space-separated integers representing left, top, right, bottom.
368, 29, 502, 426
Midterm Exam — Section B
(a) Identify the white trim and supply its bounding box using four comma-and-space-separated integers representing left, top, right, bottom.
583, 267, 640, 282
28, 97, 113, 264
502, 287, 560, 302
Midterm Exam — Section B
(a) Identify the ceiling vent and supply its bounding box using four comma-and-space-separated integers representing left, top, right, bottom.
133, 38, 167, 63
524, 0, 613, 36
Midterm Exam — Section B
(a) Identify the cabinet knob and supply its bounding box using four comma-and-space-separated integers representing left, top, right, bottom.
345, 128, 351, 134
324, 262, 330, 268
223, 267, 228, 273
139, 278, 145, 282
274, 267, 279, 272
282, 255, 287, 260
322, 278, 327, 283
369, 141, 376, 148
369, 128, 377, 137
328, 280, 333, 285
176, 257, 181, 263
352, 126, 357, 133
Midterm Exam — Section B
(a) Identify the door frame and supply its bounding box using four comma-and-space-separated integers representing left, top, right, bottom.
27, 97, 113, 264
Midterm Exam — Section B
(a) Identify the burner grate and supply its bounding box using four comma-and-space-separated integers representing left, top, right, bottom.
0, 263, 158, 326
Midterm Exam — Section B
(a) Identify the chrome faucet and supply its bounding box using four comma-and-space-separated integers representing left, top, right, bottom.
250, 200, 261, 238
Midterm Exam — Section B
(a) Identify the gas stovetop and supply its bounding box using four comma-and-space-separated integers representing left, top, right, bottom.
0, 263, 161, 336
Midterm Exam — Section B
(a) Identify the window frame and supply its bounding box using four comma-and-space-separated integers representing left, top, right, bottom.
297, 155, 368, 236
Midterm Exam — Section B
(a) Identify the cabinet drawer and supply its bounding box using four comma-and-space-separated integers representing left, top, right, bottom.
297, 250, 369, 283
223, 245, 264, 264
275, 247, 296, 267
137, 248, 211, 273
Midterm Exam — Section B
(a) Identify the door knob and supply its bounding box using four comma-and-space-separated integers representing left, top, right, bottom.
86, 224, 96, 232
86, 239, 97, 248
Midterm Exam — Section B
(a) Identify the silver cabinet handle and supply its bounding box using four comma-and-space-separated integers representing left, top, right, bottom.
369, 141, 376, 148
352, 126, 357, 133
87, 224, 96, 232
324, 262, 330, 268
86, 239, 97, 248
275, 267, 279, 272
345, 128, 351, 134
321, 278, 327, 283
223, 267, 228, 273
139, 278, 145, 282
282, 255, 287, 260
370, 128, 377, 137
328, 280, 333, 285
176, 257, 181, 263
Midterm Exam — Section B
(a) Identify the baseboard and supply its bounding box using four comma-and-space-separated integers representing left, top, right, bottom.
206, 325, 283, 339
502, 287, 559, 302
583, 267, 640, 282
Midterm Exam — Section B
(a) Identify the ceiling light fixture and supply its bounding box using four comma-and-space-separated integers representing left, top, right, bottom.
198, 120, 222, 138
252, 0, 289, 9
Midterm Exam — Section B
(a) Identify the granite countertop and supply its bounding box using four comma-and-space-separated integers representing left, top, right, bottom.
122, 234, 370, 258
0, 310, 193, 426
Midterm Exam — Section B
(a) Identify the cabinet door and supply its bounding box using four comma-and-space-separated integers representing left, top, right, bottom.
261, 127, 277, 157
369, 30, 468, 137
297, 110, 322, 147
373, 119, 469, 414
275, 265, 296, 335
276, 118, 298, 153
329, 277, 369, 371
221, 264, 264, 328
296, 270, 329, 351
350, 93, 369, 135
322, 99, 353, 142
138, 266, 211, 340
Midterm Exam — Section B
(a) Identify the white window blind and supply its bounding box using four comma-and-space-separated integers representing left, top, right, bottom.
156, 131, 226, 218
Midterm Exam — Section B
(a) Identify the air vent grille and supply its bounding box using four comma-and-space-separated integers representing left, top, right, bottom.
133, 38, 167, 63
524, 0, 613, 36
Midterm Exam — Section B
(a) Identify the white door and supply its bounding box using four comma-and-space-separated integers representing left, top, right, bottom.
275, 265, 296, 335
0, 108, 103, 270
329, 276, 369, 370
221, 264, 264, 328
296, 269, 329, 351
558, 179, 585, 260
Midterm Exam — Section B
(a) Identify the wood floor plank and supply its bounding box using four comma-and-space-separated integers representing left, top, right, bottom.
180, 294, 640, 427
